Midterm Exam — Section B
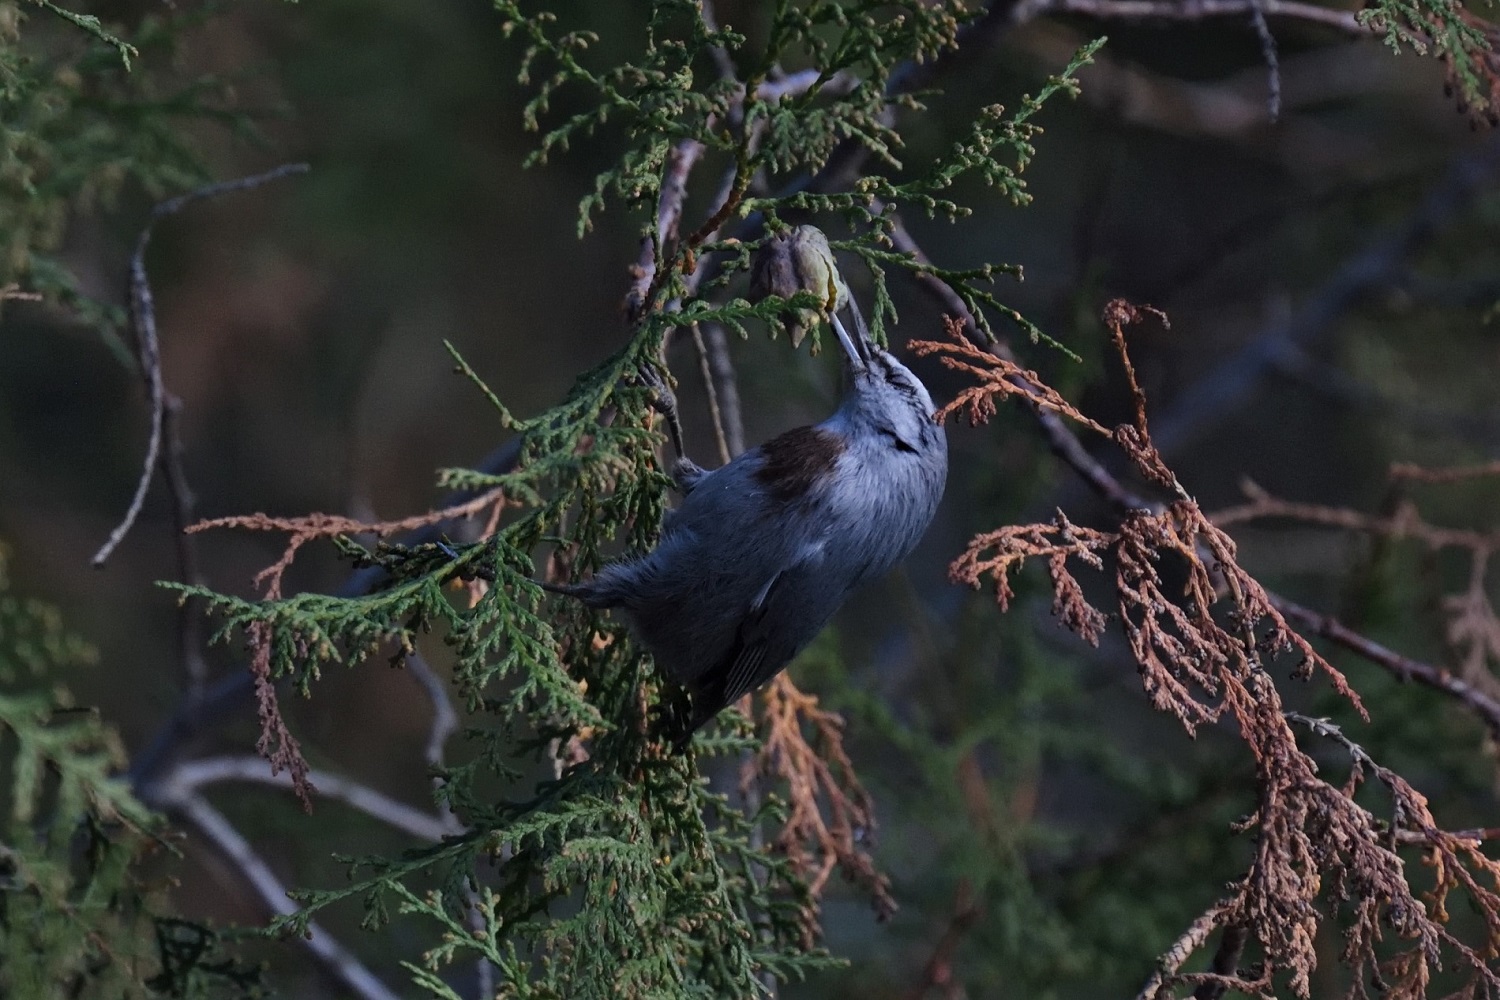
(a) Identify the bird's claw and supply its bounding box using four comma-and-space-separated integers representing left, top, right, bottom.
634, 362, 689, 462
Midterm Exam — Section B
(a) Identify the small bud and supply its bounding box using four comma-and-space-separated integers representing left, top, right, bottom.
749, 225, 850, 349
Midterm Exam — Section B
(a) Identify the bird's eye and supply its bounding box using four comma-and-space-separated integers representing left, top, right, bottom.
876, 358, 918, 396
878, 426, 919, 453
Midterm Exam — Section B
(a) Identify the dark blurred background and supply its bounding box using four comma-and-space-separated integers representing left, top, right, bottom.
4, 0, 1500, 996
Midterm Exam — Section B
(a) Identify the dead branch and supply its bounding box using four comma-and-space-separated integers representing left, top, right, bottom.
913, 317, 1111, 435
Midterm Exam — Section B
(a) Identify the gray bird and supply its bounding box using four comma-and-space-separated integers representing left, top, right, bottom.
561, 309, 947, 745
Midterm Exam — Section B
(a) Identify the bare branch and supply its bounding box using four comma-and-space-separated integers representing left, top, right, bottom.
167, 790, 403, 1000
700, 323, 744, 457
154, 755, 453, 843
92, 163, 310, 568
1192, 923, 1249, 1000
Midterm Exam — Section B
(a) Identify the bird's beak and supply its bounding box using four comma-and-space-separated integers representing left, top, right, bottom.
830, 295, 874, 374
830, 314, 866, 374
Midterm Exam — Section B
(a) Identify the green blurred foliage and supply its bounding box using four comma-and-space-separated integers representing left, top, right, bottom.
0, 543, 262, 998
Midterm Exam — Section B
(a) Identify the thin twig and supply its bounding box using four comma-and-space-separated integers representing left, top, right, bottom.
1135, 900, 1234, 1000
1012, 0, 1367, 32
1247, 0, 1281, 122
405, 650, 493, 999
168, 791, 402, 1000
160, 395, 209, 704
92, 162, 310, 568
689, 324, 735, 466
1271, 595, 1500, 740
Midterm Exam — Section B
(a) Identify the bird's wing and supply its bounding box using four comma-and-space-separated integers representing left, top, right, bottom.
689, 541, 841, 730
711, 575, 783, 713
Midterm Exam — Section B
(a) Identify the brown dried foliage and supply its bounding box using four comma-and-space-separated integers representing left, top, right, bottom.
191, 488, 510, 600
911, 315, 1110, 434
189, 488, 510, 808
916, 301, 1500, 998
742, 673, 896, 934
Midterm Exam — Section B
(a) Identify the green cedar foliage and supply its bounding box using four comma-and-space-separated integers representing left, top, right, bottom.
1359, 0, 1500, 121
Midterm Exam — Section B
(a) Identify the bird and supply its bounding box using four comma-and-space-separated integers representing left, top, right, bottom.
555, 291, 948, 747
